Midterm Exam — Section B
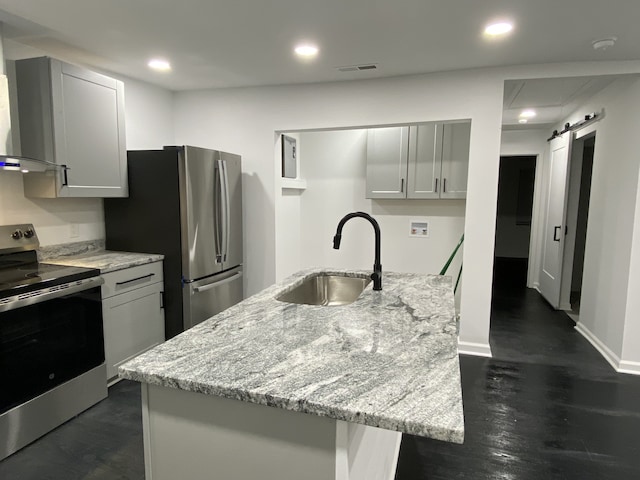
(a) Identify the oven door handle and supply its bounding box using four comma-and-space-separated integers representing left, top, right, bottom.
0, 276, 104, 313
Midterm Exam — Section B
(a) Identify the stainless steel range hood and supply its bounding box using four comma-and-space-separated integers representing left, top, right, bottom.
0, 25, 65, 174
0, 154, 63, 173
0, 72, 65, 173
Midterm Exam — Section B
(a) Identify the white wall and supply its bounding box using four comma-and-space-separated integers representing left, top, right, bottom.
500, 129, 549, 157
621, 164, 640, 372
577, 77, 640, 359
289, 129, 465, 304
537, 76, 640, 370
174, 71, 504, 354
0, 74, 174, 245
116, 75, 174, 151
276, 132, 303, 278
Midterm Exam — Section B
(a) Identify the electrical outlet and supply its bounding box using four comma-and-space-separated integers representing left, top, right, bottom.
70, 223, 80, 238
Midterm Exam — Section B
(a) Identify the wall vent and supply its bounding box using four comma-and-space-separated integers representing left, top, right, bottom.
336, 64, 378, 72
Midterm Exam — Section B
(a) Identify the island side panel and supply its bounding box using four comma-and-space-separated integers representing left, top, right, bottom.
335, 421, 402, 480
143, 384, 339, 480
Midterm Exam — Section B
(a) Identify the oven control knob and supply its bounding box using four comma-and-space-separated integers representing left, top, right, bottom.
23, 228, 35, 239
11, 229, 23, 240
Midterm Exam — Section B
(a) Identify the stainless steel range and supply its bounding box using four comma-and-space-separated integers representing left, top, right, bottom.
0, 224, 107, 461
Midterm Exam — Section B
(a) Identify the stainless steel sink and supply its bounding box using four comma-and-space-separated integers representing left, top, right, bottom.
276, 273, 371, 306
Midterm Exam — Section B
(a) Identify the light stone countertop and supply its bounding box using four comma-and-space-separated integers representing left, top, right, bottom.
119, 268, 464, 443
42, 243, 164, 274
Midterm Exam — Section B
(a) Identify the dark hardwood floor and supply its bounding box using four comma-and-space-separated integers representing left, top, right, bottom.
395, 258, 640, 479
2, 258, 640, 479
0, 380, 145, 480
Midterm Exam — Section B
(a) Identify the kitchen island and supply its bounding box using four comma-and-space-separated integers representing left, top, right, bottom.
119, 268, 463, 480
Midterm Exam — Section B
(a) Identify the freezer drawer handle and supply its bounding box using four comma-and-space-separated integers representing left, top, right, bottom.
115, 273, 155, 286
193, 272, 243, 293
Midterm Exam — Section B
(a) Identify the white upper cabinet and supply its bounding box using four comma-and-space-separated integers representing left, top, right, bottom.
407, 123, 440, 199
439, 122, 471, 199
366, 120, 471, 200
16, 57, 127, 198
365, 126, 409, 199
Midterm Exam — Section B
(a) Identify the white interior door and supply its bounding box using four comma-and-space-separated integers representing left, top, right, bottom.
539, 134, 572, 308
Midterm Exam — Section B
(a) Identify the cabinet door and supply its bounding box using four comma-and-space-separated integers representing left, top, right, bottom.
407, 124, 442, 199
102, 282, 165, 381
51, 61, 127, 197
440, 122, 471, 199
365, 126, 409, 199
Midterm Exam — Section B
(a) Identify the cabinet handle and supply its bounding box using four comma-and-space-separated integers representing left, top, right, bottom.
401, 178, 404, 193
435, 178, 438, 193
160, 291, 165, 309
443, 178, 447, 193
115, 273, 155, 286
62, 167, 69, 186
553, 226, 561, 242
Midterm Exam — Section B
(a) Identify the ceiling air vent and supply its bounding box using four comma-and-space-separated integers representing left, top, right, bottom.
336, 64, 378, 72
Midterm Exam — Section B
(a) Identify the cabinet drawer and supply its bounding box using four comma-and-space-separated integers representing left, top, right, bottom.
102, 261, 163, 299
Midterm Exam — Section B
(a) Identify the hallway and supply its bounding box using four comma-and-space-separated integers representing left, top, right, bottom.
395, 266, 640, 479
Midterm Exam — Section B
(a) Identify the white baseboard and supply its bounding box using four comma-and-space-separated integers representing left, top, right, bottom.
457, 340, 492, 358
533, 285, 542, 295
618, 360, 640, 375
574, 322, 621, 372
575, 324, 640, 375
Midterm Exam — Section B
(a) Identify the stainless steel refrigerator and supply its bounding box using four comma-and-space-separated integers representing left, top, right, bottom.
104, 145, 243, 339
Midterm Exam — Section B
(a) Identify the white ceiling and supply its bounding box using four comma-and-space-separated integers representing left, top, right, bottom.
0, 0, 637, 130
502, 76, 620, 129
0, 0, 638, 92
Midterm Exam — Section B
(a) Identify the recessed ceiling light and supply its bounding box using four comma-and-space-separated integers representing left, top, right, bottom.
484, 22, 513, 36
294, 44, 319, 58
519, 119, 528, 124
519, 109, 536, 118
148, 59, 172, 72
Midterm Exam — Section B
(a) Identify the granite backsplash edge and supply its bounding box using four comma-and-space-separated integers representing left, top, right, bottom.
38, 239, 106, 261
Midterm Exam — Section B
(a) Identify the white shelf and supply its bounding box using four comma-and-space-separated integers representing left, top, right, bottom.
281, 178, 307, 190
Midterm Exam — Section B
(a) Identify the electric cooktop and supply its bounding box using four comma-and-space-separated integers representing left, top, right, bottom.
0, 225, 100, 299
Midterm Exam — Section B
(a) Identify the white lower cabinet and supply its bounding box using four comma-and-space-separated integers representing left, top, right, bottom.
101, 262, 165, 382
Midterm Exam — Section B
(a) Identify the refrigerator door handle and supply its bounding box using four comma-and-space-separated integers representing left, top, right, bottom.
193, 271, 243, 293
220, 159, 231, 263
214, 160, 225, 263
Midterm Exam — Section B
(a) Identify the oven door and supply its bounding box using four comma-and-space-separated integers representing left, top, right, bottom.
0, 277, 105, 415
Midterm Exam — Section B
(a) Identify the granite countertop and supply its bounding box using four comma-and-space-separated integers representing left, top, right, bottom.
119, 268, 464, 443
41, 241, 164, 273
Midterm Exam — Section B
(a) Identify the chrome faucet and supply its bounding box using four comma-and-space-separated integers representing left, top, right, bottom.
333, 212, 382, 290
